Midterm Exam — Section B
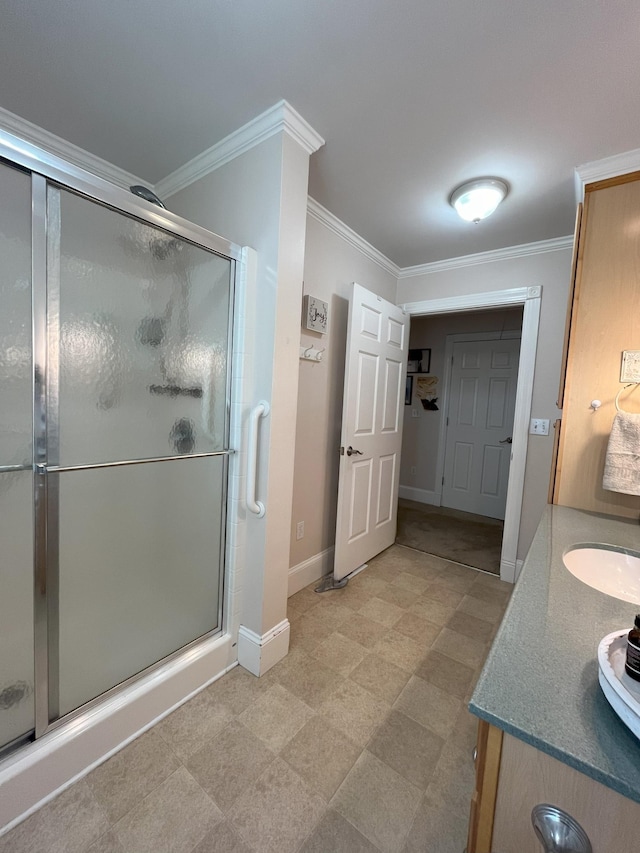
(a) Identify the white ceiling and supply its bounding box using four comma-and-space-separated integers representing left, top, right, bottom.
1, 0, 639, 266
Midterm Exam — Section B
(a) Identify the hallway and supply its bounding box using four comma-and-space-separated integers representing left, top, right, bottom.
0, 545, 511, 853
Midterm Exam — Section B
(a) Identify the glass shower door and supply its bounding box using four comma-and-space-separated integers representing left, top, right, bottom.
46, 186, 233, 719
0, 162, 35, 750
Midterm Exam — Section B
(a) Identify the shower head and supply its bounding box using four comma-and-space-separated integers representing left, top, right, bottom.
129, 185, 166, 209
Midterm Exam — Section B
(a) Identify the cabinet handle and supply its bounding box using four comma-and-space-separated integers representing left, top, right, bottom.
531, 804, 592, 853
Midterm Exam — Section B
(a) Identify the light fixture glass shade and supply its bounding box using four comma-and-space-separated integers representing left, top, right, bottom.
449, 178, 509, 223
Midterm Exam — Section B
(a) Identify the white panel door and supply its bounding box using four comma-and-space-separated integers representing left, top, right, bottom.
333, 284, 409, 581
442, 338, 520, 519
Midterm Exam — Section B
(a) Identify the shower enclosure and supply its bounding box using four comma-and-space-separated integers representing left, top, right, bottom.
0, 134, 239, 754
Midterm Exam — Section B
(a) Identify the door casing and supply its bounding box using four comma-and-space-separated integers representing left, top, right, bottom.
398, 286, 541, 583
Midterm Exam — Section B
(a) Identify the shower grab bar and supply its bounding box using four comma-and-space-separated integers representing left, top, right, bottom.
45, 450, 231, 473
247, 401, 270, 518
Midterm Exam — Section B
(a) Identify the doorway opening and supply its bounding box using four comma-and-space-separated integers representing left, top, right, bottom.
396, 287, 541, 582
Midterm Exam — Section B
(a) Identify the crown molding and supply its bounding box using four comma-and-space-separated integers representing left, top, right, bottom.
307, 197, 400, 277
0, 105, 145, 189
575, 147, 640, 201
157, 100, 324, 200
397, 235, 573, 279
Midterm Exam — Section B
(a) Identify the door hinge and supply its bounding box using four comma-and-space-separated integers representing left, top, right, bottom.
442, 475, 445, 485
446, 416, 449, 426
340, 446, 345, 456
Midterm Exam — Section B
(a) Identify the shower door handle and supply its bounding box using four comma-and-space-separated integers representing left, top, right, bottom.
247, 401, 270, 518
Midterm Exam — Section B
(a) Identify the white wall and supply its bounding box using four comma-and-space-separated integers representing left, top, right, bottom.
397, 248, 572, 559
288, 211, 397, 590
400, 308, 522, 501
168, 132, 311, 651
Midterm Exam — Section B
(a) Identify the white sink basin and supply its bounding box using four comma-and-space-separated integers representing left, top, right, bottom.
563, 544, 640, 605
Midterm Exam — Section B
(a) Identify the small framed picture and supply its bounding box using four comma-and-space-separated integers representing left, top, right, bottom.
407, 348, 431, 373
405, 375, 413, 405
303, 295, 328, 334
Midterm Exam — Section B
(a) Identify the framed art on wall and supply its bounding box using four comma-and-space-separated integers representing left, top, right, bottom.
407, 348, 431, 373
302, 294, 328, 334
405, 374, 413, 405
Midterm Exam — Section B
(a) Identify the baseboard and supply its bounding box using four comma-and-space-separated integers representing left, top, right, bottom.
288, 547, 334, 596
500, 558, 523, 584
398, 485, 442, 506
237, 619, 290, 676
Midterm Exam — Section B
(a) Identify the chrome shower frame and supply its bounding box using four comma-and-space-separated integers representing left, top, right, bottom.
0, 128, 242, 744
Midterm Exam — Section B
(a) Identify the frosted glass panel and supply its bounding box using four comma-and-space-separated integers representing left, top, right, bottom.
0, 472, 34, 747
52, 187, 232, 466
0, 163, 32, 467
56, 456, 224, 716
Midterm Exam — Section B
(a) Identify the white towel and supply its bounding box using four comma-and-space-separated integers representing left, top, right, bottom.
603, 412, 640, 495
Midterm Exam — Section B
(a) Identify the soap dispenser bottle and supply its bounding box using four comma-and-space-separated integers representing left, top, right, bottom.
625, 614, 640, 682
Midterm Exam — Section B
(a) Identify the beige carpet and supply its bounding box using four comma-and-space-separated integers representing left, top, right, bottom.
396, 499, 503, 574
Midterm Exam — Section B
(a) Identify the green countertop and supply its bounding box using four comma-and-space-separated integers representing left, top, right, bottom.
469, 504, 640, 803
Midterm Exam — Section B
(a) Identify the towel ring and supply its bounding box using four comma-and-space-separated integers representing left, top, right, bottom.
615, 382, 640, 412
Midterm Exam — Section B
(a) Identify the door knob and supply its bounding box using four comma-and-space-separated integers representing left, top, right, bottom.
346, 446, 363, 456
499, 436, 512, 444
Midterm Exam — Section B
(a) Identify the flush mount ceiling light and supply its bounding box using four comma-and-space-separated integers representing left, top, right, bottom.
449, 177, 509, 223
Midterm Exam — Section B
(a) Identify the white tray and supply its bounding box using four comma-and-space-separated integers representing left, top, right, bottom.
598, 630, 640, 741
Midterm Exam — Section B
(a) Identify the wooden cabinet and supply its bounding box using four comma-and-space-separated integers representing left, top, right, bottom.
467, 722, 640, 853
553, 174, 640, 518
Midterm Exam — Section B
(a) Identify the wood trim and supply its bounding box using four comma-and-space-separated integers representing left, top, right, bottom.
553, 191, 590, 505
467, 720, 503, 853
585, 169, 640, 193
548, 418, 562, 504
553, 179, 640, 516
556, 203, 583, 410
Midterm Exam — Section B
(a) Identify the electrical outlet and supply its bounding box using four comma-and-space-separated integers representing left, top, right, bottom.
411, 408, 419, 418
529, 418, 550, 436
411, 466, 417, 475
296, 521, 304, 540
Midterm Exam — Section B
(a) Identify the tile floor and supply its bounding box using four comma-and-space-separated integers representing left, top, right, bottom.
0, 544, 511, 853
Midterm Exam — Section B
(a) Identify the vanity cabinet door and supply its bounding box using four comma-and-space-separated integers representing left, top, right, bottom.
553, 174, 640, 518
492, 733, 640, 852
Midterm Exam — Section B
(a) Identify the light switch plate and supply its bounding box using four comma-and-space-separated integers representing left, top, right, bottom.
530, 418, 550, 435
